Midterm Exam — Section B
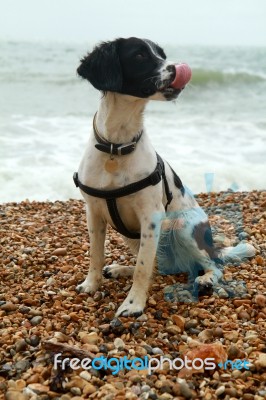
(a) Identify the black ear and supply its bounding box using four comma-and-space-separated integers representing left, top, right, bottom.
77, 40, 123, 92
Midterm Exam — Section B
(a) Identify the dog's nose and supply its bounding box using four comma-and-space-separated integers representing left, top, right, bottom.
166, 65, 176, 74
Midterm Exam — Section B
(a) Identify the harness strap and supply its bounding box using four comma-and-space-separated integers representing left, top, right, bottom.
106, 198, 140, 239
74, 154, 164, 199
169, 165, 185, 196
73, 154, 178, 238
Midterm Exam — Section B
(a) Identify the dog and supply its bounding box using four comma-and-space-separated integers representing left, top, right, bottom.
74, 37, 255, 317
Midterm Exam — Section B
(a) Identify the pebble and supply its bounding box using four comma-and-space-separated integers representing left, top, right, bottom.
15, 339, 27, 352
52, 247, 67, 256
110, 317, 123, 328
114, 337, 125, 350
149, 298, 157, 306
152, 347, 164, 355
256, 353, 266, 369
79, 371, 91, 382
255, 294, 266, 307
60, 264, 72, 273
30, 316, 43, 326
0, 302, 18, 312
83, 383, 97, 395
232, 369, 242, 378
166, 325, 181, 335
5, 392, 28, 400
178, 379, 193, 399
223, 331, 239, 342
233, 299, 251, 307
26, 374, 40, 384
30, 335, 40, 347
228, 344, 240, 359
171, 314, 185, 331
64, 377, 86, 390
141, 384, 151, 393
27, 383, 49, 394
46, 277, 56, 286
54, 331, 71, 342
70, 387, 82, 395
255, 255, 264, 266
15, 360, 30, 372
225, 387, 238, 397
78, 331, 99, 344
137, 313, 148, 322
60, 395, 72, 400
99, 344, 108, 353
46, 290, 56, 295
135, 346, 147, 356
239, 232, 250, 240
198, 329, 213, 342
19, 306, 30, 314
189, 328, 200, 334
218, 288, 229, 298
143, 344, 153, 354
238, 310, 250, 320
160, 393, 174, 400
185, 319, 198, 330
131, 385, 141, 396
28, 308, 43, 316
215, 386, 225, 396
245, 331, 258, 341
213, 327, 224, 337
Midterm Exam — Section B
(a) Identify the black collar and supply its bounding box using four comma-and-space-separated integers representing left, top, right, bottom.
93, 113, 143, 156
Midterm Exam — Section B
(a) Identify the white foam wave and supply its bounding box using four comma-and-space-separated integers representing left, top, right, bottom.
0, 113, 265, 203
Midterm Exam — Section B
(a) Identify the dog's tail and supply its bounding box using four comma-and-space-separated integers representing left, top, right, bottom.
217, 242, 256, 263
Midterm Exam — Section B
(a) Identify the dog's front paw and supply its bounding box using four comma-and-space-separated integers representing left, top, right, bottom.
76, 277, 101, 294
115, 289, 146, 317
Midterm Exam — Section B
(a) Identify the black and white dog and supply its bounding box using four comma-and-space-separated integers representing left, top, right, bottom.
74, 37, 255, 317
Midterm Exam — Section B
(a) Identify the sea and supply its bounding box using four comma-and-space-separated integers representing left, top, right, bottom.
0, 40, 266, 203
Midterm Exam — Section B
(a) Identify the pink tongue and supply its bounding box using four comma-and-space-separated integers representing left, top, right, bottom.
170, 63, 192, 89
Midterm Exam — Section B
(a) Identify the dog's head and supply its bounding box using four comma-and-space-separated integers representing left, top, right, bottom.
77, 37, 184, 101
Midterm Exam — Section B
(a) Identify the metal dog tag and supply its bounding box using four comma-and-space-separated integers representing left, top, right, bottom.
105, 158, 118, 173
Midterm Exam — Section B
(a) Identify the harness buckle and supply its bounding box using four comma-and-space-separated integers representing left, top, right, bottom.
150, 170, 162, 185
117, 141, 136, 156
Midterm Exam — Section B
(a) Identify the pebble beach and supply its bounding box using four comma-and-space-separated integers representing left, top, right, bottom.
0, 190, 266, 400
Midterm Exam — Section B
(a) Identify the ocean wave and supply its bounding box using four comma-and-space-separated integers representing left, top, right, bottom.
0, 73, 79, 85
1, 69, 265, 87
191, 69, 266, 86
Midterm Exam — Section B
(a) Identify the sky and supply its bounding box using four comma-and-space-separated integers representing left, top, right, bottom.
1, 0, 266, 47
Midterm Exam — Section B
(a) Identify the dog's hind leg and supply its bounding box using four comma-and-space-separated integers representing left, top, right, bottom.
158, 210, 222, 294
76, 207, 107, 294
103, 264, 135, 279
194, 253, 223, 294
103, 238, 139, 279
191, 220, 222, 293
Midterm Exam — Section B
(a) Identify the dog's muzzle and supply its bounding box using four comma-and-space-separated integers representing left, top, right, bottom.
157, 63, 192, 91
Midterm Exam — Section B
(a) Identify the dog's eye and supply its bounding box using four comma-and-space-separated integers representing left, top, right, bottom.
135, 53, 147, 60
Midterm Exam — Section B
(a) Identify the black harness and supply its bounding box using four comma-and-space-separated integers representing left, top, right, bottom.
73, 116, 183, 239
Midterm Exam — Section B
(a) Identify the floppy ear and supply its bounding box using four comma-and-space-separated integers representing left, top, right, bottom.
77, 40, 123, 92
